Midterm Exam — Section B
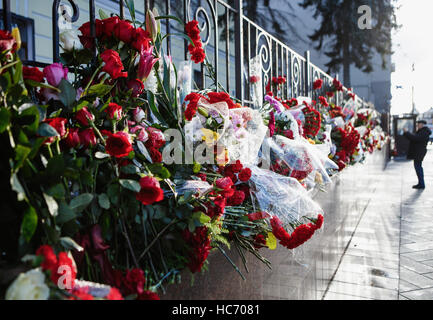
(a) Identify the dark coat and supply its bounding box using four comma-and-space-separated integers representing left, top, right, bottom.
404, 126, 432, 162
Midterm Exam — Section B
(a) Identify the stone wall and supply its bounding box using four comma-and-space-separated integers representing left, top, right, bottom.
162, 146, 389, 300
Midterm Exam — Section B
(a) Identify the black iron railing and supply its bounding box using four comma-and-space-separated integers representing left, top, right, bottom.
1, 0, 368, 109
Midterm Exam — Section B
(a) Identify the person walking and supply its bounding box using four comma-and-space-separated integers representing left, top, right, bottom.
404, 120, 432, 189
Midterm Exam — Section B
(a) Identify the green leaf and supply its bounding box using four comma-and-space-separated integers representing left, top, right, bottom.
119, 179, 141, 193
87, 83, 113, 97
21, 205, 38, 242
46, 155, 65, 178
13, 60, 23, 84
99, 8, 109, 19
43, 193, 59, 217
19, 105, 40, 133
24, 79, 61, 92
58, 78, 76, 108
120, 164, 139, 174
155, 15, 184, 26
37, 122, 59, 137
126, 0, 136, 23
14, 144, 31, 171
57, 201, 77, 224
70, 193, 94, 213
60, 237, 84, 252
45, 183, 65, 199
98, 193, 110, 210
0, 107, 11, 133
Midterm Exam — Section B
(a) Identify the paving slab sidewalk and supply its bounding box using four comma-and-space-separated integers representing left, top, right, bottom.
323, 146, 433, 300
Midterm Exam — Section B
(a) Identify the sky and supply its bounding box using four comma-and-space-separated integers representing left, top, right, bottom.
391, 0, 433, 115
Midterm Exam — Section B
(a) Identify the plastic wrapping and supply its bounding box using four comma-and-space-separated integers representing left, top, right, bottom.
176, 180, 213, 196
249, 55, 263, 109
248, 166, 323, 226
223, 107, 269, 166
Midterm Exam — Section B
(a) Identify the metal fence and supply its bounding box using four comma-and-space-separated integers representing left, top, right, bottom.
1, 0, 370, 109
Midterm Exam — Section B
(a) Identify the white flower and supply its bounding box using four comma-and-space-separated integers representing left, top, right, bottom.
59, 29, 83, 52
143, 69, 158, 93
6, 268, 50, 300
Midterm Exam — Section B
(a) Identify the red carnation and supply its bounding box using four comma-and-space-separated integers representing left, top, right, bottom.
148, 146, 162, 163
253, 234, 267, 249
182, 226, 212, 273
135, 176, 164, 205
184, 92, 204, 120
247, 211, 270, 221
137, 291, 160, 300
36, 245, 58, 273
106, 288, 124, 300
227, 190, 245, 206
53, 252, 77, 287
238, 167, 252, 182
105, 131, 133, 158
124, 268, 146, 295
313, 79, 323, 90
216, 177, 233, 190
206, 92, 235, 109
101, 49, 128, 79
205, 196, 226, 218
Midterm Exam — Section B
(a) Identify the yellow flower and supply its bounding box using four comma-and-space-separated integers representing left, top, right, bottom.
11, 27, 21, 51
266, 232, 277, 250
201, 128, 219, 146
307, 138, 316, 145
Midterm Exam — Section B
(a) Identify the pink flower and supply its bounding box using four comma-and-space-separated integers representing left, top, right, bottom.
137, 46, 159, 81
43, 63, 68, 87
105, 103, 123, 120
133, 107, 145, 123
130, 125, 149, 142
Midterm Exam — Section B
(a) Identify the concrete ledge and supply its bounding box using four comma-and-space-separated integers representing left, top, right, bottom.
162, 147, 389, 300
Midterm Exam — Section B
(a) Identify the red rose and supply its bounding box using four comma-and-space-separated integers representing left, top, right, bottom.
0, 30, 17, 53
101, 49, 127, 79
136, 176, 164, 205
131, 27, 151, 52
216, 177, 233, 190
238, 167, 252, 182
75, 106, 94, 126
23, 66, 44, 83
127, 79, 144, 97
79, 128, 97, 148
102, 16, 120, 38
105, 102, 123, 120
63, 127, 80, 149
105, 131, 133, 158
44, 117, 67, 137
145, 127, 166, 149
114, 20, 134, 44
78, 19, 103, 49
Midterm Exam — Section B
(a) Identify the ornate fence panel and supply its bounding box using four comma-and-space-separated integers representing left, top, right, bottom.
1, 0, 370, 109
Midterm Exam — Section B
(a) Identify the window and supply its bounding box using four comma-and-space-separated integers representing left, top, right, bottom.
0, 11, 35, 62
